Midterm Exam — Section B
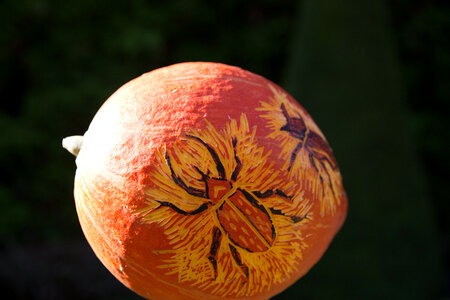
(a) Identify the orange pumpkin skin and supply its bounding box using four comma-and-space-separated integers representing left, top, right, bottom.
72, 62, 347, 300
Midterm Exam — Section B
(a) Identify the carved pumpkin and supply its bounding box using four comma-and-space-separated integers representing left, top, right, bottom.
63, 62, 347, 300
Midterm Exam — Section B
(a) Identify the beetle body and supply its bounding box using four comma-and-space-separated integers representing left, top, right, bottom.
217, 189, 275, 253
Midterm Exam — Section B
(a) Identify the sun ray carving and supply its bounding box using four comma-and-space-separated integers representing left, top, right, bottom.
256, 85, 345, 216
136, 114, 311, 297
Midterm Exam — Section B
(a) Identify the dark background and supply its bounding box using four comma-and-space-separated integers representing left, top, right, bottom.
1, 0, 448, 299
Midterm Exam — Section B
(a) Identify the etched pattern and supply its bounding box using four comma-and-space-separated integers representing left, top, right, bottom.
257, 85, 345, 216
136, 114, 311, 297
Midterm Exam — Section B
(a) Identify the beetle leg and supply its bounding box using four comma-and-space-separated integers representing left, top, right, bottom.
254, 190, 302, 222
321, 153, 338, 170
253, 189, 290, 200
229, 244, 249, 281
154, 200, 212, 216
309, 153, 325, 196
308, 152, 319, 173
252, 190, 273, 198
318, 159, 338, 199
288, 141, 303, 171
310, 152, 338, 200
269, 207, 307, 224
231, 137, 242, 181
208, 226, 222, 280
256, 190, 308, 224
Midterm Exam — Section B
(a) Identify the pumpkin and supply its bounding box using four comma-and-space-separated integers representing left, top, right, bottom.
63, 62, 347, 300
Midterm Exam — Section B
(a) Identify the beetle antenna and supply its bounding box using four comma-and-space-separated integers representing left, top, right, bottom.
165, 150, 207, 198
186, 134, 226, 179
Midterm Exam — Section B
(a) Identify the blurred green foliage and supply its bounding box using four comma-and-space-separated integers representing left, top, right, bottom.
279, 0, 447, 299
0, 0, 298, 244
0, 0, 448, 299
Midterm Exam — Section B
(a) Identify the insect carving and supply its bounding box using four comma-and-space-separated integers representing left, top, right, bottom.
67, 63, 348, 300
151, 133, 306, 281
280, 103, 338, 199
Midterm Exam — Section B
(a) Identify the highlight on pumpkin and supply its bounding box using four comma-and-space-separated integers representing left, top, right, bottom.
135, 113, 312, 297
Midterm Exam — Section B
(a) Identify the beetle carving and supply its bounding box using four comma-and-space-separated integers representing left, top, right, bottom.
151, 134, 305, 281
280, 103, 338, 198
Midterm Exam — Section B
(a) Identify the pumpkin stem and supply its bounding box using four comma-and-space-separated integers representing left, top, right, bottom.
62, 135, 84, 157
